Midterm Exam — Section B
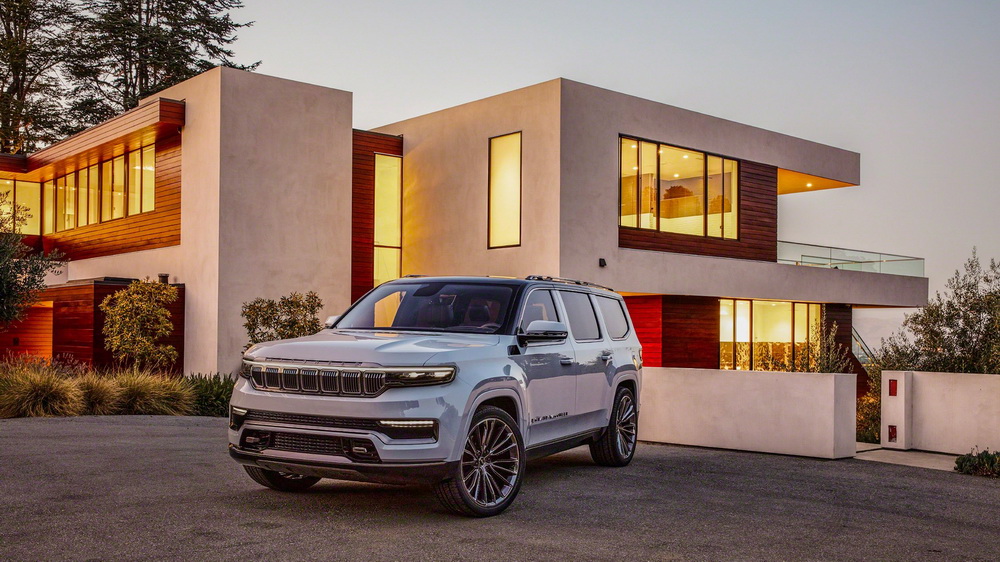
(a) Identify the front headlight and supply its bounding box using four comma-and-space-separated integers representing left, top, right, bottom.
384, 366, 456, 387
239, 359, 253, 379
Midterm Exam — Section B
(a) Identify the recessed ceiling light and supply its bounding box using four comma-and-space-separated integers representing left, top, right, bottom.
632, 166, 638, 171
658, 150, 663, 154
682, 155, 689, 159
806, 183, 813, 187
673, 173, 680, 178
631, 144, 637, 149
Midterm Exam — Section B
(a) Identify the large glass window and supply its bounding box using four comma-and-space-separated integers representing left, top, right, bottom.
720, 299, 822, 371
488, 132, 521, 248
559, 291, 601, 341
16, 181, 40, 235
620, 136, 738, 239
128, 150, 141, 216
0, 180, 12, 223
374, 153, 402, 286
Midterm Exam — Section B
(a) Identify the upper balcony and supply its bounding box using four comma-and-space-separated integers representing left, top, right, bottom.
777, 241, 924, 278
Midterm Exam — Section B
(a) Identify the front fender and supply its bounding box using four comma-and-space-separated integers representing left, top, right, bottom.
448, 375, 527, 462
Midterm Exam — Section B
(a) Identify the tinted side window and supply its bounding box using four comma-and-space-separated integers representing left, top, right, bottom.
519, 290, 559, 332
597, 296, 629, 339
559, 291, 601, 341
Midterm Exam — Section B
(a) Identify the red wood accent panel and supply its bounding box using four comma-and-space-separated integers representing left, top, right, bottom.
351, 130, 403, 303
662, 295, 720, 369
619, 161, 778, 262
42, 134, 181, 260
21, 99, 185, 181
623, 296, 663, 367
0, 304, 54, 359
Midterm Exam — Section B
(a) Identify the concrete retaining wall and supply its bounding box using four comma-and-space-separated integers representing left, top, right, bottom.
881, 370, 1000, 455
638, 367, 857, 459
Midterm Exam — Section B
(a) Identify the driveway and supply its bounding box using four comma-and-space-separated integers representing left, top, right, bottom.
1, 416, 998, 561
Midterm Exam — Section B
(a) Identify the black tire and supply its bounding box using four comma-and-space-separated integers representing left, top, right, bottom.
590, 386, 638, 467
433, 405, 525, 517
243, 465, 321, 492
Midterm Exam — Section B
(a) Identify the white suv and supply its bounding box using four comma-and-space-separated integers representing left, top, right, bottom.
229, 276, 642, 516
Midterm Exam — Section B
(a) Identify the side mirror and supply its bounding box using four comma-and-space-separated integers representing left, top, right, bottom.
324, 315, 340, 329
517, 320, 568, 345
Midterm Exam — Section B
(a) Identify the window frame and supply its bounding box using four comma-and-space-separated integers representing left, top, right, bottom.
719, 298, 823, 371
515, 287, 562, 336
487, 130, 522, 249
619, 134, 740, 241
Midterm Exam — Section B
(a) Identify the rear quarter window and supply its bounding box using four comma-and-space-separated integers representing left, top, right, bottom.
559, 290, 601, 341
596, 296, 630, 340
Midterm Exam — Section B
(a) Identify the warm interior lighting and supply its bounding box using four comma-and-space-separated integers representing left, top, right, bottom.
778, 169, 854, 195
489, 132, 521, 248
374, 154, 402, 286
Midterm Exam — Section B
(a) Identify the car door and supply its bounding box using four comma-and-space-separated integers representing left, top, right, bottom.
556, 290, 613, 433
511, 288, 578, 447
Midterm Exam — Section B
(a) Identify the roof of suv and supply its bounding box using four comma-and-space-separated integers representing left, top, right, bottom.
384, 275, 617, 294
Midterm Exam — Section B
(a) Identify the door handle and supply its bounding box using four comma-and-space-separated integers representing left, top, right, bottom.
599, 351, 613, 361
559, 356, 573, 366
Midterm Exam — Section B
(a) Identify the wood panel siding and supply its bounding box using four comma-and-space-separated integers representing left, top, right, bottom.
623, 296, 663, 367
0, 303, 53, 359
619, 161, 778, 261
351, 130, 403, 303
42, 134, 181, 260
19, 99, 185, 181
0, 280, 184, 373
824, 303, 868, 396
662, 295, 721, 369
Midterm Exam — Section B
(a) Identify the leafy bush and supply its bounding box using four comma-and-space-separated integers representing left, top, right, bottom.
856, 364, 882, 443
114, 370, 193, 416
955, 449, 1000, 478
76, 373, 122, 415
879, 249, 1000, 374
99, 279, 179, 370
187, 373, 235, 417
0, 192, 64, 325
241, 291, 323, 349
0, 358, 84, 418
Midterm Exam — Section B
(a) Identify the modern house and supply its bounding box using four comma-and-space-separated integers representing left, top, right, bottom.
0, 67, 927, 388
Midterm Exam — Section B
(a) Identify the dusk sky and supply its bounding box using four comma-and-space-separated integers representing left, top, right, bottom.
234, 0, 1000, 342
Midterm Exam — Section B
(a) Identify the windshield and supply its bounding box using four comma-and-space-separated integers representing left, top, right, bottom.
336, 282, 516, 334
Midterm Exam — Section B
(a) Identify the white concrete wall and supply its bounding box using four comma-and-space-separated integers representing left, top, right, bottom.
215, 69, 353, 374
558, 79, 927, 307
374, 79, 562, 279
882, 370, 1000, 455
639, 367, 857, 459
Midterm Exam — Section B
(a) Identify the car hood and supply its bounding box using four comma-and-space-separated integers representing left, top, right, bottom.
244, 329, 503, 366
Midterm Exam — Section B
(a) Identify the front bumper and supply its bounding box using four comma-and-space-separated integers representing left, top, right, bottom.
229, 445, 457, 485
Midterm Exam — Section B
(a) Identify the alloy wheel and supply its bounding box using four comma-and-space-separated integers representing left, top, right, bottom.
461, 417, 520, 508
615, 393, 637, 459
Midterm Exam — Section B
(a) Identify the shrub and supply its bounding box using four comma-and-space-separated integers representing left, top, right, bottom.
0, 192, 64, 326
99, 279, 179, 370
0, 360, 84, 418
955, 449, 1000, 478
241, 291, 323, 349
114, 370, 193, 416
76, 373, 122, 415
187, 373, 235, 417
856, 364, 882, 443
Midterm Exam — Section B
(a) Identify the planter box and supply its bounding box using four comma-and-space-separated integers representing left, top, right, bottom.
882, 370, 1000, 455
638, 367, 857, 459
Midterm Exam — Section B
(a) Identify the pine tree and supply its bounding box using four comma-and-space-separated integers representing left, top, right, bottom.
0, 0, 74, 154
64, 0, 257, 130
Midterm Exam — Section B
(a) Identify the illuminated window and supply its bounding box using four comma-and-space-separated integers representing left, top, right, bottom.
128, 150, 141, 216
488, 132, 521, 248
374, 154, 402, 286
55, 176, 67, 232
87, 165, 99, 224
720, 299, 822, 371
42, 180, 53, 234
620, 136, 738, 239
141, 145, 155, 212
78, 167, 90, 228
0, 180, 12, 224
16, 181, 40, 235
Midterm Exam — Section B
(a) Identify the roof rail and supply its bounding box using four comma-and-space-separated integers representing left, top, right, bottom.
402, 274, 425, 278
524, 275, 615, 292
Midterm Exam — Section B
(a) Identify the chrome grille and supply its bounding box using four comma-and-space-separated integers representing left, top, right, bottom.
249, 364, 387, 397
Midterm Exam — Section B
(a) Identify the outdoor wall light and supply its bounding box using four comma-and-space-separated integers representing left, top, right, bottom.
599, 258, 607, 268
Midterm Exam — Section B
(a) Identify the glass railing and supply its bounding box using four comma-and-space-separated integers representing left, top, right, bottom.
852, 327, 876, 366
777, 241, 924, 277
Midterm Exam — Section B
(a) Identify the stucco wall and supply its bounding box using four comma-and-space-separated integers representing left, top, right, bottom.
374, 80, 562, 279
881, 370, 1000, 454
557, 79, 926, 307
214, 68, 353, 374
639, 367, 857, 459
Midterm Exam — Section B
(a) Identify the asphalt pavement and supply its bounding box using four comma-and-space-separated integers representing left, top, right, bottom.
1, 416, 998, 561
